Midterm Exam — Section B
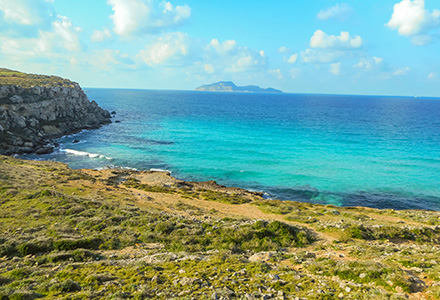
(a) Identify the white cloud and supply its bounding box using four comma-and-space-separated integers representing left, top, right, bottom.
0, 14, 84, 70
107, 0, 191, 36
428, 72, 438, 80
0, 0, 54, 26
38, 15, 83, 52
137, 32, 191, 66
88, 49, 136, 70
210, 38, 237, 54
330, 62, 341, 75
410, 34, 432, 45
387, 0, 439, 36
91, 28, 112, 42
310, 30, 362, 49
206, 38, 267, 73
317, 3, 352, 20
392, 67, 410, 76
269, 69, 283, 79
302, 48, 345, 63
354, 57, 383, 71
287, 53, 298, 64
278, 46, 290, 54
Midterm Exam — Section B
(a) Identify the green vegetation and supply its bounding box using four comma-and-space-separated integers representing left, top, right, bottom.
0, 68, 76, 88
1, 155, 440, 299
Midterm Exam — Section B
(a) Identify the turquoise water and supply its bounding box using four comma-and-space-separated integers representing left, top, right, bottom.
21, 89, 440, 210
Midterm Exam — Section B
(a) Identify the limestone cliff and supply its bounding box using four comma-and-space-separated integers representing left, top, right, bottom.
0, 69, 111, 155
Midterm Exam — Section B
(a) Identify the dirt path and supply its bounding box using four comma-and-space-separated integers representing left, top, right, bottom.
125, 187, 335, 244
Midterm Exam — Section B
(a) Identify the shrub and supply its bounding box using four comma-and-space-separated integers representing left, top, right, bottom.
53, 237, 102, 251
49, 279, 81, 293
17, 239, 53, 256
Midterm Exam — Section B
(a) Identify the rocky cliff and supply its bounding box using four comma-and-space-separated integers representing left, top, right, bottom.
0, 69, 111, 155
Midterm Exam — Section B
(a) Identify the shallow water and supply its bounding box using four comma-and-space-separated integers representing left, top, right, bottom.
21, 89, 440, 210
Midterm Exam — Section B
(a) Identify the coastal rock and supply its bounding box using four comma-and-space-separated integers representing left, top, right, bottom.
0, 70, 111, 155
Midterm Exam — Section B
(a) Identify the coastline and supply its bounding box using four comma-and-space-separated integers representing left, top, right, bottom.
1, 154, 440, 299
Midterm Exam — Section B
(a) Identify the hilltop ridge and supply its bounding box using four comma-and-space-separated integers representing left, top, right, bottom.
196, 81, 282, 93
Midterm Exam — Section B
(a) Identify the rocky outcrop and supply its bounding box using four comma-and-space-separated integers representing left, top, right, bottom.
0, 82, 111, 155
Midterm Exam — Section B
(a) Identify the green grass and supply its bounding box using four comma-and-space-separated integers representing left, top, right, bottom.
1, 155, 440, 299
0, 68, 76, 88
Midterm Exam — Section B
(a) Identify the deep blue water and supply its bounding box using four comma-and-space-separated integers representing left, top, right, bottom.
21, 89, 440, 210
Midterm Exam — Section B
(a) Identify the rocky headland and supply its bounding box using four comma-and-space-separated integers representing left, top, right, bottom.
0, 68, 111, 155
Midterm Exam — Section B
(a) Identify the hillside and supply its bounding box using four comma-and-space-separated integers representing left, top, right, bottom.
0, 69, 111, 155
196, 81, 282, 93
0, 155, 439, 299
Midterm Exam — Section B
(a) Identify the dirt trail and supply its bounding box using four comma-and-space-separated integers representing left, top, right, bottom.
126, 187, 335, 243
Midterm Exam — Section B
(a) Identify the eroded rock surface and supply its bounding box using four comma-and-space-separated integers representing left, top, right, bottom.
0, 75, 111, 155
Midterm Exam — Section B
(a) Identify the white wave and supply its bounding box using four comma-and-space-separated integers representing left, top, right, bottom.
96, 165, 138, 171
63, 149, 113, 160
150, 168, 172, 173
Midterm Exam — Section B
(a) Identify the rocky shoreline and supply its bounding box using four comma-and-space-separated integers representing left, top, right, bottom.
0, 69, 111, 155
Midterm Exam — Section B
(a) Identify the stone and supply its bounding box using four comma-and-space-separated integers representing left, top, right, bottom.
9, 95, 24, 104
268, 274, 280, 281
248, 252, 275, 262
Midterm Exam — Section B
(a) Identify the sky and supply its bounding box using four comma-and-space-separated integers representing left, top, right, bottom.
0, 0, 439, 96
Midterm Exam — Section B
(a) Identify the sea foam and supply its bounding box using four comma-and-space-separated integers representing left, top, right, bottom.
63, 149, 112, 160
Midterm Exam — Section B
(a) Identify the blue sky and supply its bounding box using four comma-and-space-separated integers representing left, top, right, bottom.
0, 0, 439, 96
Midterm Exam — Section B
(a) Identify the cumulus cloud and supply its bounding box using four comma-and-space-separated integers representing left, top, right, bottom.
330, 62, 341, 75
107, 0, 191, 36
91, 28, 112, 42
137, 32, 191, 66
38, 15, 83, 52
317, 3, 352, 20
206, 38, 267, 73
278, 46, 298, 64
386, 0, 440, 45
287, 54, 298, 64
0, 0, 54, 26
310, 30, 362, 49
278, 46, 290, 54
354, 57, 383, 71
269, 69, 283, 79
89, 49, 136, 70
0, 14, 84, 69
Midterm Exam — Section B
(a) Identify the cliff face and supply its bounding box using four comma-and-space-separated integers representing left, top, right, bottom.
0, 73, 111, 155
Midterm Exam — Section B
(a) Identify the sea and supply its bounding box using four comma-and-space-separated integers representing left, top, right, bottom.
19, 89, 440, 210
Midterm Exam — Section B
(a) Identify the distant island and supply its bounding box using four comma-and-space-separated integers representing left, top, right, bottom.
195, 81, 282, 93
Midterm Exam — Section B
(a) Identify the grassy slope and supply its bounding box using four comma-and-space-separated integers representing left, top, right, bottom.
0, 155, 440, 299
0, 68, 76, 88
